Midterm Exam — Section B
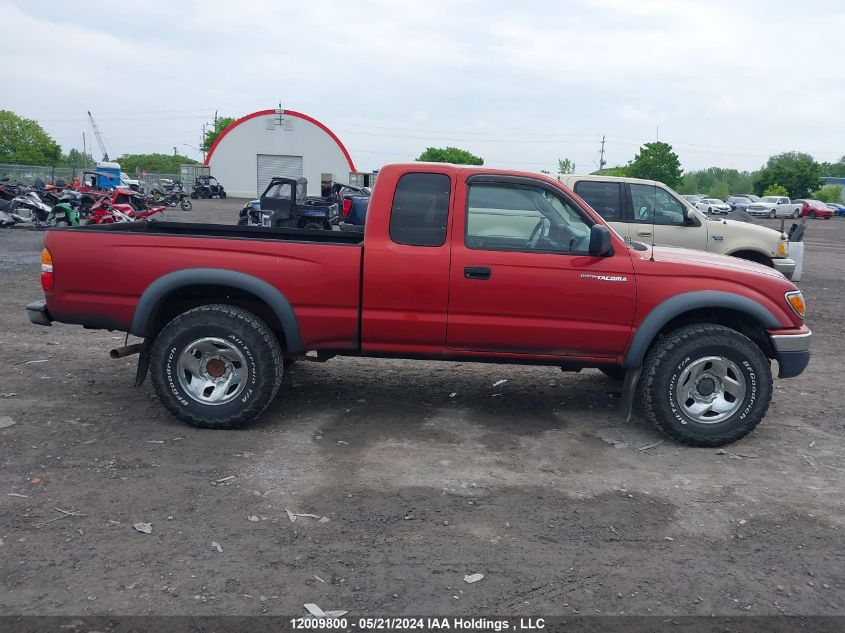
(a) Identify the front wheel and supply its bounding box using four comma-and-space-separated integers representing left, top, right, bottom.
149, 304, 283, 429
639, 324, 772, 447
769, 209, 776, 219
180, 199, 192, 211
219, 191, 227, 199
809, 211, 816, 218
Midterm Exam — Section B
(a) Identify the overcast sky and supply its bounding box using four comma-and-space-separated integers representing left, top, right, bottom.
2, 0, 843, 174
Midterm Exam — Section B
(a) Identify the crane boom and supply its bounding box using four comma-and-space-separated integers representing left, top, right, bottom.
87, 110, 110, 161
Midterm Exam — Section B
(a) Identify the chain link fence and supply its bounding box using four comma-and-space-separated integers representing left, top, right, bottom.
0, 164, 180, 193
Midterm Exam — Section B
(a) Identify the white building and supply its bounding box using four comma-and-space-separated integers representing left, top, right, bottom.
205, 109, 357, 198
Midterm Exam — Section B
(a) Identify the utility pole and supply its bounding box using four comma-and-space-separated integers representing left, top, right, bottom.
598, 135, 607, 171
656, 125, 660, 141
201, 123, 207, 163
173, 146, 177, 156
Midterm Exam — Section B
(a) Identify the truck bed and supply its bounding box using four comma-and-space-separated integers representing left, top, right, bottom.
43, 222, 364, 350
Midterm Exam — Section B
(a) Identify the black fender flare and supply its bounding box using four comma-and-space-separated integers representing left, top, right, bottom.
622, 290, 780, 369
129, 268, 304, 354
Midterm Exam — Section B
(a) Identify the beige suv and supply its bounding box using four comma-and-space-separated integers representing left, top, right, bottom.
557, 174, 795, 279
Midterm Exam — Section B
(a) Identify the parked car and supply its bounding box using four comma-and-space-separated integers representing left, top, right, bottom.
733, 193, 759, 202
559, 174, 795, 277
681, 194, 711, 214
727, 196, 754, 212
120, 172, 141, 192
701, 198, 731, 214
747, 196, 802, 219
792, 199, 834, 220
27, 163, 811, 447
825, 202, 845, 216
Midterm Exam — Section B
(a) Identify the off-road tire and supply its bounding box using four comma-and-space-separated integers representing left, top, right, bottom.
219, 191, 227, 199
150, 304, 283, 430
638, 323, 772, 447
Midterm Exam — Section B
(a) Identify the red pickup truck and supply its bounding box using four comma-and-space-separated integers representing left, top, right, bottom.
27, 163, 812, 447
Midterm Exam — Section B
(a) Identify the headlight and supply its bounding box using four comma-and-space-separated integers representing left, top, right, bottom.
777, 240, 789, 257
785, 290, 805, 318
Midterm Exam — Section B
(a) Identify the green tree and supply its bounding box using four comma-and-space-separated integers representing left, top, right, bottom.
626, 141, 683, 188
117, 153, 199, 174
0, 110, 62, 165
591, 165, 629, 177
754, 152, 821, 198
201, 116, 236, 152
417, 146, 484, 165
763, 183, 789, 197
678, 172, 699, 194
819, 156, 845, 178
62, 148, 94, 170
558, 158, 574, 174
814, 184, 843, 203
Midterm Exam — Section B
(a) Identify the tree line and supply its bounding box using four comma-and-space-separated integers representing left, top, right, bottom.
0, 110, 199, 175
418, 142, 844, 202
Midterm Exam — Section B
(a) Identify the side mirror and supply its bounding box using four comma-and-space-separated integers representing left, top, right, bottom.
588, 224, 612, 257
684, 206, 696, 225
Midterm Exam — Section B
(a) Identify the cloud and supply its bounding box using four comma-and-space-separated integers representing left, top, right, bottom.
1, 0, 844, 172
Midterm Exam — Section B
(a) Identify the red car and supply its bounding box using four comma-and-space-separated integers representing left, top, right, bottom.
26, 163, 811, 447
794, 199, 834, 219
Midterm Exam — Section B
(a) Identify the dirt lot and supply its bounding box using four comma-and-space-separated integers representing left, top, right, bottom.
0, 200, 843, 618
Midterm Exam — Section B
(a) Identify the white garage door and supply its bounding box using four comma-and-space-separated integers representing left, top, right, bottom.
256, 154, 303, 195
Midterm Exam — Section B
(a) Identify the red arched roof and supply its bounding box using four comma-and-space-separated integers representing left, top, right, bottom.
204, 109, 356, 172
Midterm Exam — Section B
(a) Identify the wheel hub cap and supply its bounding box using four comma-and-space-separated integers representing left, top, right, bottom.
176, 337, 249, 406
675, 356, 746, 424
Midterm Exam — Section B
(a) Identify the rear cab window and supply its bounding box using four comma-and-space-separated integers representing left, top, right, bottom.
389, 173, 451, 247
573, 181, 624, 222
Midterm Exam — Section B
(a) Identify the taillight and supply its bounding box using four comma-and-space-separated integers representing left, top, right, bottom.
41, 248, 54, 292
342, 198, 352, 219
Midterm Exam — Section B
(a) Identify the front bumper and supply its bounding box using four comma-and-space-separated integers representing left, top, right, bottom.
26, 299, 53, 327
772, 257, 796, 280
770, 327, 812, 378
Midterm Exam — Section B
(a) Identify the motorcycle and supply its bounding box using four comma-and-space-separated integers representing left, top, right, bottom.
48, 201, 81, 226
153, 184, 192, 210
4, 191, 52, 228
85, 200, 136, 224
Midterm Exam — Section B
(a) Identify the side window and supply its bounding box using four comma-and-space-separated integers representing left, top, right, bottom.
389, 173, 451, 247
573, 181, 623, 221
465, 183, 592, 254
630, 184, 686, 226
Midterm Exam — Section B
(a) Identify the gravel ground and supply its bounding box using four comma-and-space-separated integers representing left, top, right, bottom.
0, 200, 842, 617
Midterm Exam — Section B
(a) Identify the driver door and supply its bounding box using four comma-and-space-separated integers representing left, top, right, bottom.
446, 176, 636, 359
628, 183, 706, 251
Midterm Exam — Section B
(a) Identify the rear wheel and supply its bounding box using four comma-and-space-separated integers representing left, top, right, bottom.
219, 191, 227, 199
792, 209, 800, 218
181, 199, 192, 211
150, 305, 283, 430
639, 324, 772, 447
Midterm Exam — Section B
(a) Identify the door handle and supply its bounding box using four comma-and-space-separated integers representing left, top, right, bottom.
464, 266, 491, 280
636, 229, 653, 236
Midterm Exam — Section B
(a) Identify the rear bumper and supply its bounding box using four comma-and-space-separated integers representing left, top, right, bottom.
770, 327, 812, 378
772, 257, 796, 280
26, 299, 53, 327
